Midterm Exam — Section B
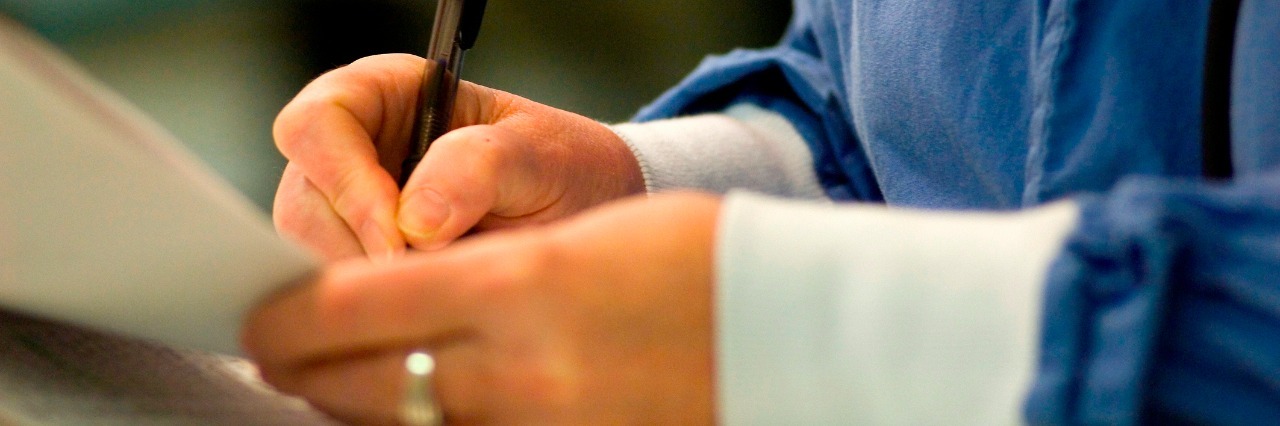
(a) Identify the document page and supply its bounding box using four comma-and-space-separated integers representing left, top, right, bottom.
0, 16, 318, 354
0, 311, 339, 425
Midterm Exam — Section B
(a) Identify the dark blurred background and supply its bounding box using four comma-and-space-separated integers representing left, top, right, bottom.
0, 0, 791, 210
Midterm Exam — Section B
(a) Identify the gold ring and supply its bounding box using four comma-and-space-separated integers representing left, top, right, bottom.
399, 351, 443, 426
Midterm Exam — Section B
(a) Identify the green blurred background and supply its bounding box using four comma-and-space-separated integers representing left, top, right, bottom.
0, 0, 791, 211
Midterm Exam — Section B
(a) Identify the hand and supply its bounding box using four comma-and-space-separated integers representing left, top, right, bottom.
243, 192, 720, 425
272, 54, 645, 261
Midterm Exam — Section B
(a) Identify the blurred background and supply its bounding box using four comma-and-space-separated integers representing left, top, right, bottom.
0, 0, 791, 211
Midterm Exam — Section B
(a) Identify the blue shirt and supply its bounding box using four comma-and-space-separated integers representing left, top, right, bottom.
637, 0, 1280, 423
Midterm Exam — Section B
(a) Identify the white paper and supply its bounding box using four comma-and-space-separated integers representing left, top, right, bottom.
0, 17, 319, 355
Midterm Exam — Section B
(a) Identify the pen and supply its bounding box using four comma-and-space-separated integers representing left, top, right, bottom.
399, 0, 488, 187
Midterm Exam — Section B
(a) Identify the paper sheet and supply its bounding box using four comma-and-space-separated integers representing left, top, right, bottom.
0, 16, 318, 354
0, 310, 339, 425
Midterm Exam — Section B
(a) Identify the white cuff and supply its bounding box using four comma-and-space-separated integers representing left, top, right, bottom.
610, 103, 825, 199
716, 192, 1081, 425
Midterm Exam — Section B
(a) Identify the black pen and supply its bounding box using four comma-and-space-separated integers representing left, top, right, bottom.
399, 0, 488, 187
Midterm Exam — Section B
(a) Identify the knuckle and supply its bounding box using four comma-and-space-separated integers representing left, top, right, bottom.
440, 125, 512, 170
422, 126, 519, 208
486, 340, 583, 414
273, 92, 331, 157
498, 367, 580, 414
346, 52, 414, 68
473, 85, 522, 124
272, 171, 321, 238
274, 71, 368, 159
327, 167, 372, 224
476, 235, 558, 307
272, 210, 307, 242
309, 270, 364, 337
271, 109, 308, 158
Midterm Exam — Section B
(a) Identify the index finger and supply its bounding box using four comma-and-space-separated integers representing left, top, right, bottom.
241, 245, 490, 367
273, 54, 427, 260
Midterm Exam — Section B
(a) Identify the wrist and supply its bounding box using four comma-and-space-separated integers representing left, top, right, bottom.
586, 117, 647, 199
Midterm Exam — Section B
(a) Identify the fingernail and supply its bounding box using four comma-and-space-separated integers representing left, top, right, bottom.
359, 219, 401, 263
399, 188, 451, 243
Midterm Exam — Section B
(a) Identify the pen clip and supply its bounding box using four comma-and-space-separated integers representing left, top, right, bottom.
458, 0, 487, 50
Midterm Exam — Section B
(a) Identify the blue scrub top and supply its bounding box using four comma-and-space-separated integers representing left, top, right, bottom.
637, 0, 1280, 424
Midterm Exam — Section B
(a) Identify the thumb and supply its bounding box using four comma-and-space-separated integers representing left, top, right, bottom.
397, 124, 564, 250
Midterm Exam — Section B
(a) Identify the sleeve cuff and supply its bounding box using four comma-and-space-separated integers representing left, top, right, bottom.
715, 191, 1080, 425
610, 103, 825, 199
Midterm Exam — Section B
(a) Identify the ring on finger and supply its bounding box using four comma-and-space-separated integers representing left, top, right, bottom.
399, 351, 443, 426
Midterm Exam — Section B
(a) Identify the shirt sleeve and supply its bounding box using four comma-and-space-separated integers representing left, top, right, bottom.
718, 176, 1280, 426
715, 191, 1080, 425
1026, 173, 1280, 425
630, 2, 1280, 424
1022, 2, 1280, 424
610, 103, 825, 199
630, 2, 881, 202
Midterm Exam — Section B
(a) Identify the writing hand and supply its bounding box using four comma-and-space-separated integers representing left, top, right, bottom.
272, 54, 645, 261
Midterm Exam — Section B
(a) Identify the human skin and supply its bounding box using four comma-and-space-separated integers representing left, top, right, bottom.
246, 54, 719, 424
270, 53, 646, 260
